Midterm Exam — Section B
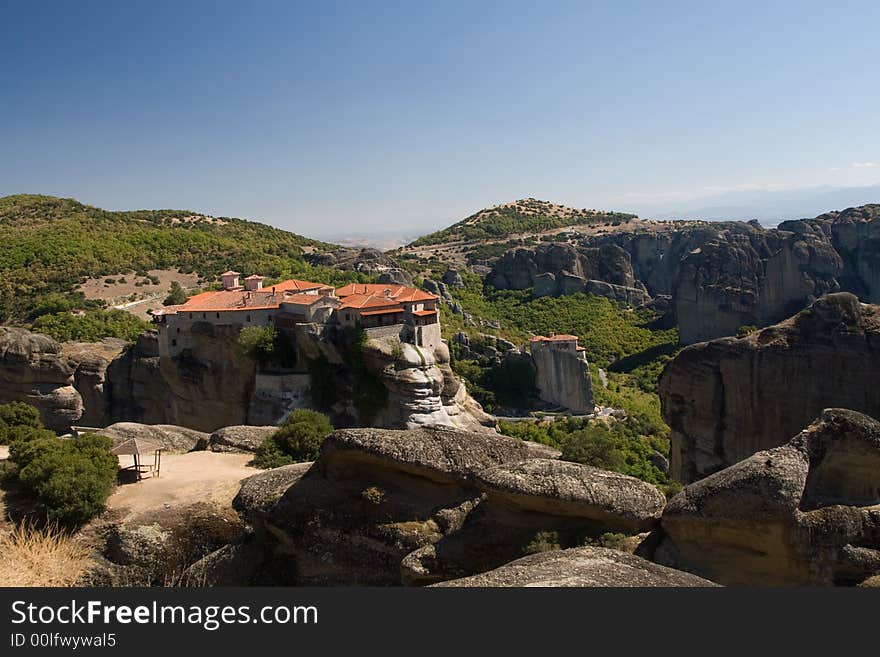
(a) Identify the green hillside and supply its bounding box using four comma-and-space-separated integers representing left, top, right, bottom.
410, 198, 636, 246
0, 194, 347, 325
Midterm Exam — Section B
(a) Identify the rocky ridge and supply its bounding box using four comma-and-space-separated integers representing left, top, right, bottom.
659, 292, 880, 482
486, 206, 880, 344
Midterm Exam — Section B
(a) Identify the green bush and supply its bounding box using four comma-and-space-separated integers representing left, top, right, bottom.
237, 325, 277, 363
32, 309, 150, 342
253, 409, 334, 468
9, 430, 117, 526
561, 426, 627, 472
163, 281, 188, 306
0, 402, 50, 445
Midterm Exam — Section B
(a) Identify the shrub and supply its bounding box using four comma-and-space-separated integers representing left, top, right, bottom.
32, 308, 150, 342
237, 325, 277, 364
253, 409, 333, 468
11, 432, 118, 526
561, 426, 627, 472
0, 402, 51, 445
163, 281, 188, 306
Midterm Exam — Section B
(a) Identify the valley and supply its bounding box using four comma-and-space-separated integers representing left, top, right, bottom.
1, 193, 879, 587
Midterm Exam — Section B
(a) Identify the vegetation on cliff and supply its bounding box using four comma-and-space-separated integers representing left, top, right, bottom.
410, 199, 636, 246
0, 195, 366, 335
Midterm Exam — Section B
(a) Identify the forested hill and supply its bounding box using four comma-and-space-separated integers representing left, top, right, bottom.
0, 194, 339, 323
409, 198, 637, 246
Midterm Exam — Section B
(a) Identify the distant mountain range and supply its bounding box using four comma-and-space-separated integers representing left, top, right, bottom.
626, 184, 880, 226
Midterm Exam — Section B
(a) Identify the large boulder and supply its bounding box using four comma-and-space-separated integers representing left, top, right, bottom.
203, 425, 278, 453
655, 409, 880, 586
660, 292, 880, 482
234, 427, 666, 586
318, 426, 542, 485
98, 422, 209, 453
0, 327, 82, 431
474, 459, 665, 532
432, 547, 718, 587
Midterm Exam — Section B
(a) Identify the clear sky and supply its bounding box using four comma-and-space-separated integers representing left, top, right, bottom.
2, 1, 879, 238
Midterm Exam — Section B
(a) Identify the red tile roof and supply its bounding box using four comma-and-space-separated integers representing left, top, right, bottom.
337, 293, 402, 310
273, 279, 331, 292
221, 270, 240, 276
281, 293, 332, 306
335, 283, 437, 302
178, 278, 331, 313
412, 309, 438, 317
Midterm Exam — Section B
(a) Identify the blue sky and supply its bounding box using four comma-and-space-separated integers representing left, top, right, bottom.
2, 1, 879, 237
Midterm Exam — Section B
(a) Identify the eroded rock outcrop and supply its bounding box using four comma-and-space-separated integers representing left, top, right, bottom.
486, 206, 880, 344
488, 243, 647, 304
660, 293, 880, 482
360, 339, 495, 432
432, 546, 717, 587
97, 422, 209, 453
529, 340, 594, 414
0, 327, 126, 431
233, 427, 664, 586
201, 425, 278, 453
655, 409, 880, 586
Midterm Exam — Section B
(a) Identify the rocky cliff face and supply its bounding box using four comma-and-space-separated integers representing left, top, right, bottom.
0, 327, 127, 431
105, 327, 257, 431
0, 323, 492, 434
486, 206, 880, 344
487, 243, 650, 305
361, 339, 495, 432
659, 293, 880, 483
530, 345, 595, 414
655, 409, 880, 586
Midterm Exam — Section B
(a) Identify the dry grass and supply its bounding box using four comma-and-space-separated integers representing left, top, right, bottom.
0, 522, 91, 587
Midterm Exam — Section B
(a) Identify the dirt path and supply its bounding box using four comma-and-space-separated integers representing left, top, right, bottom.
107, 452, 261, 520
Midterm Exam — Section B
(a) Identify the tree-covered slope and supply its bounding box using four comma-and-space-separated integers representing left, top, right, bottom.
410, 198, 636, 246
0, 194, 341, 323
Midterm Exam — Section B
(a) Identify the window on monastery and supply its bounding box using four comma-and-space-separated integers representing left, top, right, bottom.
246, 315, 251, 322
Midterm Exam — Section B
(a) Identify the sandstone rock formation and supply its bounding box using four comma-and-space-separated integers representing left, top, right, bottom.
97, 422, 209, 453
488, 243, 649, 305
473, 459, 664, 532
672, 222, 841, 343
201, 425, 278, 453
233, 427, 664, 585
0, 327, 125, 431
360, 339, 495, 432
655, 409, 880, 586
660, 293, 880, 482
529, 340, 594, 414
1, 318, 492, 435
432, 546, 717, 587
486, 206, 880, 344
90, 502, 247, 586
